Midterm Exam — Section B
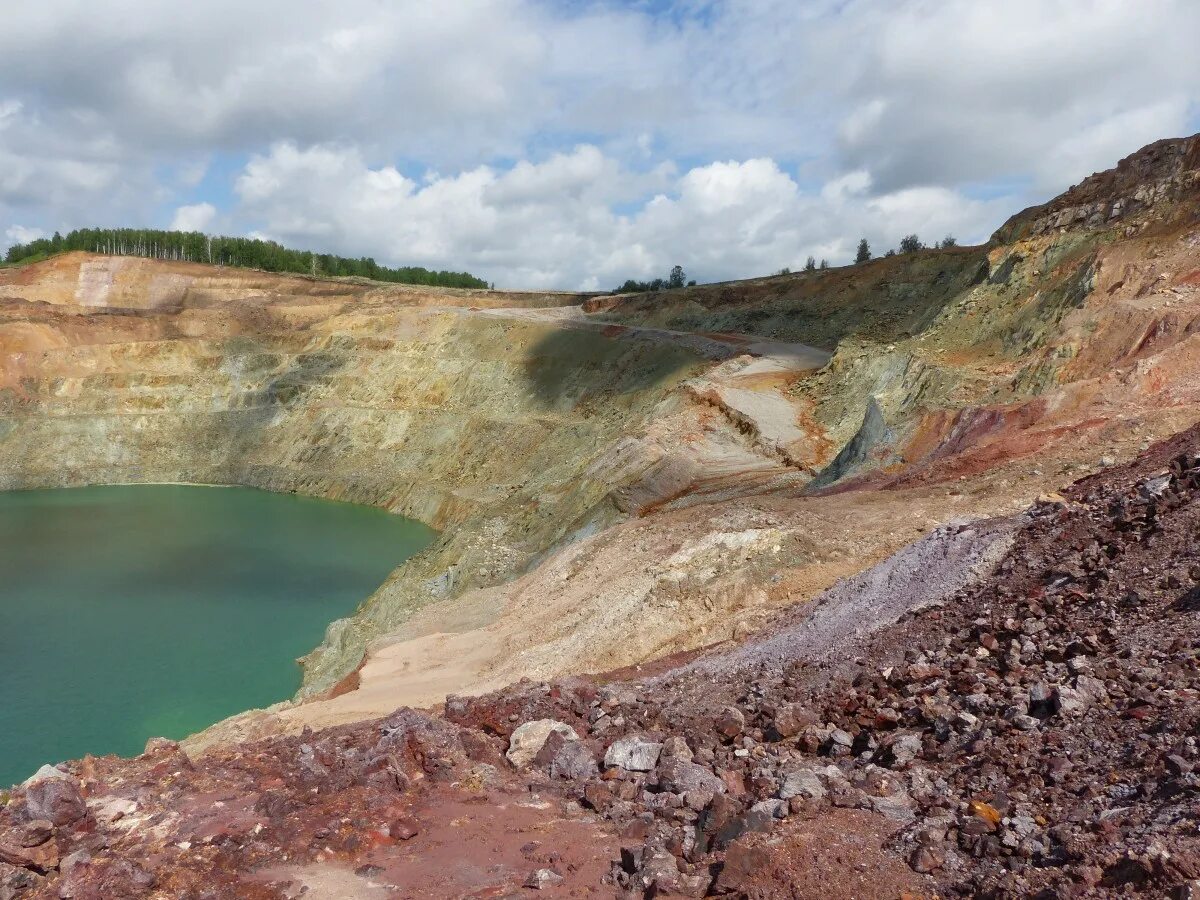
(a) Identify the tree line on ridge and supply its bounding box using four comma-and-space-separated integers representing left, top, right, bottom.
3, 228, 489, 289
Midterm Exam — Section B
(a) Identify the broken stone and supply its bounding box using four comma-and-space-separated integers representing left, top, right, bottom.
656, 758, 725, 799
523, 868, 565, 889
778, 768, 825, 801
749, 798, 788, 819
24, 775, 86, 827
604, 736, 663, 772
548, 739, 598, 780
18, 821, 53, 849
773, 703, 815, 738
910, 846, 943, 873
714, 706, 745, 738
505, 719, 578, 769
873, 732, 922, 769
0, 841, 58, 875
660, 735, 693, 761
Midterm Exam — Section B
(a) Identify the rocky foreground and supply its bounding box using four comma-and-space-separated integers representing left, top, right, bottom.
6, 426, 1200, 898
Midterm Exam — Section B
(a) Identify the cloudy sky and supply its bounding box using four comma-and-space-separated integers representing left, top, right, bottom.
2, 0, 1198, 289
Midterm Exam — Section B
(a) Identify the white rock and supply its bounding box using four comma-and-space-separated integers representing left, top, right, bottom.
604, 736, 663, 771
506, 719, 579, 768
21, 764, 72, 788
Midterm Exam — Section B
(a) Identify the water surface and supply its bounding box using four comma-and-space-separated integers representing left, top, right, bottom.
0, 484, 434, 786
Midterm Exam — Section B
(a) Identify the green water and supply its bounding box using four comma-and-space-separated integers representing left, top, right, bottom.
0, 484, 434, 787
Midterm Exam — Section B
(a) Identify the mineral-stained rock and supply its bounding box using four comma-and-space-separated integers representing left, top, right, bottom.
17, 821, 53, 849
773, 702, 816, 738
24, 776, 86, 827
0, 841, 57, 875
714, 706, 746, 738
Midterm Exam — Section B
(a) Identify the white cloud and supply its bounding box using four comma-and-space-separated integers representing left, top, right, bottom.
0, 0, 1197, 283
234, 142, 1006, 289
830, 0, 1200, 192
170, 202, 217, 233
5, 225, 46, 246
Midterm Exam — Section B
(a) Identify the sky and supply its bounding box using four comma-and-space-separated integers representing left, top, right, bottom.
1, 0, 1198, 290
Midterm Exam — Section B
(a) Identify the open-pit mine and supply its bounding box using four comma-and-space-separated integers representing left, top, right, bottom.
3, 134, 1200, 898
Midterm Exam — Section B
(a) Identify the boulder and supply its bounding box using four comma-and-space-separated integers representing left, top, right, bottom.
778, 768, 825, 801
524, 868, 564, 889
605, 737, 663, 772
656, 758, 726, 799
548, 740, 598, 780
24, 775, 86, 827
773, 703, 816, 738
505, 720, 578, 769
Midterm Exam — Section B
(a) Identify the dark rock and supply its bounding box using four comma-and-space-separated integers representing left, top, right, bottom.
1166, 754, 1194, 776
548, 739, 598, 780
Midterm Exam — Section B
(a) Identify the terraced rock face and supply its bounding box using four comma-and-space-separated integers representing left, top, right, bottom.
0, 255, 719, 693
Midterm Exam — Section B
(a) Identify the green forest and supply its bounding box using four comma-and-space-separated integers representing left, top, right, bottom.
3, 228, 489, 289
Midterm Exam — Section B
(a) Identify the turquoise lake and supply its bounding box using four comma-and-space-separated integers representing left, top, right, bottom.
0, 484, 434, 787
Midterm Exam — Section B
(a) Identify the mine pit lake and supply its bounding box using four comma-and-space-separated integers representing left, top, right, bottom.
0, 484, 434, 787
